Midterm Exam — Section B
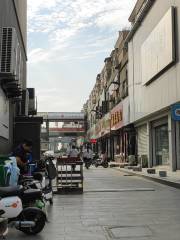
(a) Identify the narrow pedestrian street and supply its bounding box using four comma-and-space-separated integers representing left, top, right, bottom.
9, 167, 180, 240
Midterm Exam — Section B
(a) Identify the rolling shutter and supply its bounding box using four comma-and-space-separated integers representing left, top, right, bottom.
137, 124, 148, 156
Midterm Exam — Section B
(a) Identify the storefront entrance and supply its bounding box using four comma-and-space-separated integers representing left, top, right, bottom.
155, 124, 169, 165
152, 118, 169, 166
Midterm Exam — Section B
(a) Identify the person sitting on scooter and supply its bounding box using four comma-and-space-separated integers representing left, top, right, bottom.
83, 146, 93, 168
101, 151, 107, 162
67, 145, 79, 158
12, 139, 33, 175
67, 145, 79, 171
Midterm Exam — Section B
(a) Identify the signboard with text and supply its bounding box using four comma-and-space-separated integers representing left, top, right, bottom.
111, 102, 123, 131
171, 104, 180, 121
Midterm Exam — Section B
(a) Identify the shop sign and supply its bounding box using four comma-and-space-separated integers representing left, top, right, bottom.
111, 102, 123, 130
90, 139, 97, 144
171, 104, 180, 121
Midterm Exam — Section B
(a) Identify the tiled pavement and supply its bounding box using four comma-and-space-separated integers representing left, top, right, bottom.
8, 167, 180, 240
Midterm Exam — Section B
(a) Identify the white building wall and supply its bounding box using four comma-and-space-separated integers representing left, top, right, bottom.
128, 0, 180, 123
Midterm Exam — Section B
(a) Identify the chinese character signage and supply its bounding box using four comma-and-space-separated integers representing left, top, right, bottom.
111, 102, 123, 130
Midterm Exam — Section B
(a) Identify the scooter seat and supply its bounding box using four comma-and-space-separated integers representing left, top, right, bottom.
0, 186, 23, 198
23, 189, 42, 201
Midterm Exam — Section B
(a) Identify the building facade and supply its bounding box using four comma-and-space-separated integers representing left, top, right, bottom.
85, 30, 135, 162
0, 0, 27, 153
128, 0, 180, 171
84, 0, 180, 173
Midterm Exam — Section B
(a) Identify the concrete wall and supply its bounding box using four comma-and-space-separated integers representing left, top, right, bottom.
14, 0, 27, 50
128, 0, 180, 123
0, 0, 27, 153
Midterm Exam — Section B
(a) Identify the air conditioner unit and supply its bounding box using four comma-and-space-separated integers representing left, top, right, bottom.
21, 89, 29, 116
28, 88, 37, 115
0, 27, 19, 77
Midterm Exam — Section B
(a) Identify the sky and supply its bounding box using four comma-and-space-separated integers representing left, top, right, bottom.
27, 0, 137, 112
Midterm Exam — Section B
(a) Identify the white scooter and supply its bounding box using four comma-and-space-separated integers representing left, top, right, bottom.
0, 186, 46, 235
22, 156, 56, 205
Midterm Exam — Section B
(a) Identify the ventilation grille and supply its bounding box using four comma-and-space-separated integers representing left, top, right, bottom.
0, 28, 13, 73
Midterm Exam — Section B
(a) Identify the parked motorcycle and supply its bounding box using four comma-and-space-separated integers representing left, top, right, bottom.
84, 160, 91, 169
83, 158, 93, 169
0, 185, 46, 235
94, 158, 109, 168
91, 153, 99, 165
43, 156, 56, 205
21, 156, 56, 205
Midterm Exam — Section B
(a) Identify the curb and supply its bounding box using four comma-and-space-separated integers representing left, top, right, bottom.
112, 167, 180, 190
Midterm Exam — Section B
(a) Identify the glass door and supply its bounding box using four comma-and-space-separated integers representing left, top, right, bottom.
155, 124, 169, 165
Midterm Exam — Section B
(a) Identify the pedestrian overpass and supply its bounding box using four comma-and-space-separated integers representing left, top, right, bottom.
37, 112, 84, 122
37, 112, 85, 151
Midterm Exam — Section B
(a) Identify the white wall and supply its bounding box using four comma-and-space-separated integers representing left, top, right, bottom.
128, 0, 180, 123
122, 97, 130, 126
14, 0, 27, 50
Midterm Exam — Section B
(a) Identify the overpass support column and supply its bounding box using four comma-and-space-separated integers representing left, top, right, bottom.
46, 120, 49, 142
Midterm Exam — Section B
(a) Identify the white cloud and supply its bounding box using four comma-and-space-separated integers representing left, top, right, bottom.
28, 48, 49, 63
28, 0, 136, 54
95, 9, 131, 29
27, 0, 137, 111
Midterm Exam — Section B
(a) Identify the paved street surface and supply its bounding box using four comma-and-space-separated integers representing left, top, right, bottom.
9, 167, 180, 240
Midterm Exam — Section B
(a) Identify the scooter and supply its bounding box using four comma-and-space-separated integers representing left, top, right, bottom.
83, 158, 92, 169
21, 156, 56, 205
94, 158, 109, 168
42, 156, 56, 205
91, 153, 99, 165
0, 185, 46, 235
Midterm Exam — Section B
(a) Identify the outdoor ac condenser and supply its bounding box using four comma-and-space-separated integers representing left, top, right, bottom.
21, 89, 29, 116
0, 27, 19, 78
27, 88, 37, 115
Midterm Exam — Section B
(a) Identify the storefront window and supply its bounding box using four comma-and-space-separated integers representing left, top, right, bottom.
155, 124, 169, 165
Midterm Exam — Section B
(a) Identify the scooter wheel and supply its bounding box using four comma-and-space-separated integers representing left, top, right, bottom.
103, 162, 109, 168
19, 209, 46, 235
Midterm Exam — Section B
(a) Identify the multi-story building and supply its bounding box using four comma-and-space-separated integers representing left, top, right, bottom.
128, 0, 180, 171
0, 0, 27, 153
84, 30, 136, 161
84, 0, 180, 173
